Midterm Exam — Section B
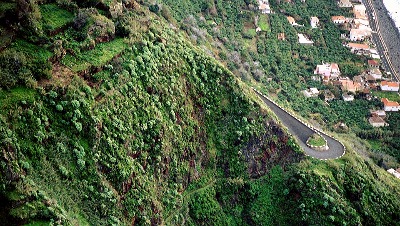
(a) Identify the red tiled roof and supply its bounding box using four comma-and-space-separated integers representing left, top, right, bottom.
382, 98, 400, 107
348, 42, 369, 49
368, 59, 379, 66
381, 81, 399, 88
332, 16, 346, 21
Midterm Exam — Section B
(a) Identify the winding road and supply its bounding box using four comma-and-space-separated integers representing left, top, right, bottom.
255, 90, 345, 160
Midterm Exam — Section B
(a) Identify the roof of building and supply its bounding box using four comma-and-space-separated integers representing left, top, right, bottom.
298, 34, 314, 44
382, 98, 400, 107
353, 4, 366, 11
366, 74, 376, 81
368, 59, 379, 66
341, 80, 361, 90
350, 28, 369, 36
343, 93, 354, 99
332, 16, 346, 21
311, 16, 319, 22
354, 18, 370, 26
277, 33, 285, 40
339, 0, 351, 4
353, 75, 363, 83
259, 3, 270, 10
369, 116, 385, 124
362, 88, 370, 94
370, 68, 382, 75
287, 16, 295, 24
348, 42, 369, 50
309, 87, 319, 94
370, 109, 386, 116
331, 63, 339, 70
381, 81, 399, 88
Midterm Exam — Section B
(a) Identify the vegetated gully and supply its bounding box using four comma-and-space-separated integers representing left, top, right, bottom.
255, 92, 345, 160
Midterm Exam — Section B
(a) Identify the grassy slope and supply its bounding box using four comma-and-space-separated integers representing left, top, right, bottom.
0, 4, 300, 225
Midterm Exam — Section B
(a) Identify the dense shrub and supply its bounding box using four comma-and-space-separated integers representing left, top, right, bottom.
16, 0, 43, 40
73, 8, 115, 44
0, 50, 32, 89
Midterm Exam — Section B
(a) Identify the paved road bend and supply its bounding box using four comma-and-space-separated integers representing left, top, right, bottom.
256, 92, 345, 160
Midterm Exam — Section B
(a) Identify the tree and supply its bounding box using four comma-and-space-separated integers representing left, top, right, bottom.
0, 49, 32, 89
149, 4, 160, 13
16, 0, 43, 40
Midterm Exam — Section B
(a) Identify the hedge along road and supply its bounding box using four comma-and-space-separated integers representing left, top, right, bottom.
255, 90, 345, 160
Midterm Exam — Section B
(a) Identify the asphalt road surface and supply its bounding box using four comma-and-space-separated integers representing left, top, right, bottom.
256, 92, 345, 159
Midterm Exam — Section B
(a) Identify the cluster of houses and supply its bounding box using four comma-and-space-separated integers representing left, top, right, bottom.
303, 60, 399, 127
286, 15, 318, 45
308, 0, 400, 128
282, 1, 376, 47
332, 2, 380, 59
258, 0, 400, 178
332, 5, 372, 40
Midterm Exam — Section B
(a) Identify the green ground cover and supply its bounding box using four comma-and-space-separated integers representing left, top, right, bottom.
307, 133, 326, 147
1, 0, 400, 225
258, 14, 270, 32
40, 4, 74, 31
372, 90, 400, 102
10, 39, 52, 62
0, 87, 36, 110
62, 38, 127, 72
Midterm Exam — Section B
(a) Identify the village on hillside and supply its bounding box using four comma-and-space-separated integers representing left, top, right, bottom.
257, 0, 399, 130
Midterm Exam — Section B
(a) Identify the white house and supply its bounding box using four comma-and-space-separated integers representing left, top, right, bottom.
332, 16, 346, 24
369, 116, 386, 127
338, 0, 352, 7
310, 17, 319, 28
298, 34, 314, 45
387, 169, 400, 179
343, 94, 354, 101
370, 68, 382, 80
382, 98, 400, 111
314, 63, 340, 81
353, 4, 367, 19
347, 42, 370, 53
381, 81, 400, 91
369, 49, 381, 59
350, 28, 371, 41
302, 88, 320, 98
354, 18, 370, 28
259, 0, 271, 14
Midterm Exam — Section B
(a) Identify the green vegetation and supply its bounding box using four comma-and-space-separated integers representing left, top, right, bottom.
307, 133, 326, 147
258, 14, 270, 32
372, 90, 400, 102
40, 4, 74, 31
0, 87, 36, 110
10, 39, 52, 62
62, 38, 126, 72
0, 0, 399, 225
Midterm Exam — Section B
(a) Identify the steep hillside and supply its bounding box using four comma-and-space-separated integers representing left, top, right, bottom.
0, 1, 302, 225
0, 0, 400, 225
